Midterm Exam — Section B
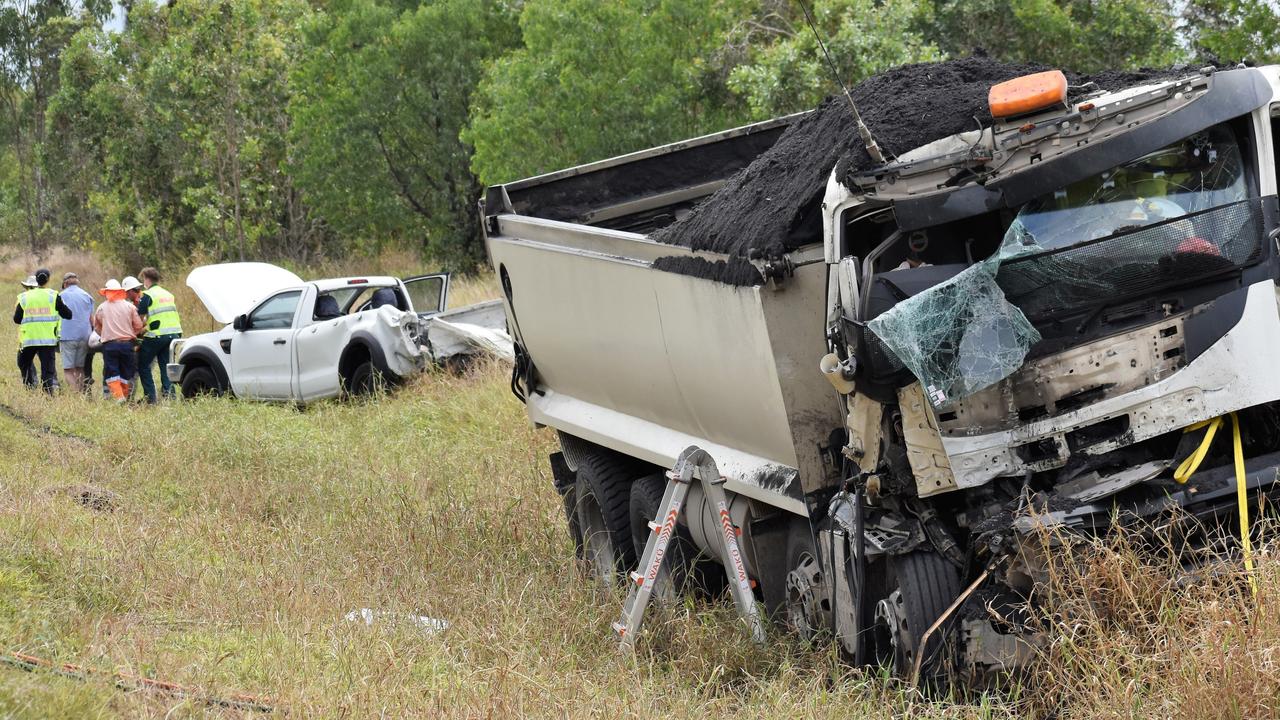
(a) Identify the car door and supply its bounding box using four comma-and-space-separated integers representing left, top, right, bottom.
401, 273, 449, 316
230, 289, 302, 399
293, 289, 351, 401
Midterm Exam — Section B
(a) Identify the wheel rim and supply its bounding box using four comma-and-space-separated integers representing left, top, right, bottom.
874, 589, 912, 669
784, 551, 829, 641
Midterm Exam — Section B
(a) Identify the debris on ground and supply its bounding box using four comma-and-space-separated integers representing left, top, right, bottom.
343, 608, 449, 635
48, 484, 120, 512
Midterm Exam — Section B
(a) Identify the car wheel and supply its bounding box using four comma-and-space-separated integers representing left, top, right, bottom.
575, 450, 640, 586
180, 366, 223, 398
348, 361, 384, 396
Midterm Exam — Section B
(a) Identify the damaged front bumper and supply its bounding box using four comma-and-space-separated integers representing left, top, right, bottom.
933, 280, 1280, 493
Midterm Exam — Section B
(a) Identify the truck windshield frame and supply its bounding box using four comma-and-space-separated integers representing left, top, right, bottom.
996, 121, 1265, 323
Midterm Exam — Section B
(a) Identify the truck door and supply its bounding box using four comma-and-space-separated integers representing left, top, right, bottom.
401, 273, 449, 315
229, 289, 302, 399
293, 289, 350, 401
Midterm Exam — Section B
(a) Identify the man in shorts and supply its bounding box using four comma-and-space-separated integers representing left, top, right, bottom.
58, 272, 95, 391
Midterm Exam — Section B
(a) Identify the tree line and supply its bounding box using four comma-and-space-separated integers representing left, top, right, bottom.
0, 0, 1276, 271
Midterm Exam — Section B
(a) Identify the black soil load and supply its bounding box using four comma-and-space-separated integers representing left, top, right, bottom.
650, 55, 1192, 284
650, 255, 763, 287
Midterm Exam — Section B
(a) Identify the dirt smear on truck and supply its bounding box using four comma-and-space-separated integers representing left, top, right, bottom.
651, 55, 1188, 284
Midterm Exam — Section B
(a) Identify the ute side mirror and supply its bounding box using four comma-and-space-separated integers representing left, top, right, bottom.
233, 314, 249, 332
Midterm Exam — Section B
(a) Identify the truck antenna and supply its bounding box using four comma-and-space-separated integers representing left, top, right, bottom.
796, 0, 886, 164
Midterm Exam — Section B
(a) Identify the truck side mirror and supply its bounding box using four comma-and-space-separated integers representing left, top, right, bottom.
233, 314, 248, 332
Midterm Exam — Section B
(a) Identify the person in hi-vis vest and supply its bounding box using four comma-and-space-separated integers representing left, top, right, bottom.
136, 267, 183, 403
13, 268, 72, 393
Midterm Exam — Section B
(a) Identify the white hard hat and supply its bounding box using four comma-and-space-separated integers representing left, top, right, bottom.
20, 275, 36, 288
121, 276, 143, 291
101, 278, 122, 293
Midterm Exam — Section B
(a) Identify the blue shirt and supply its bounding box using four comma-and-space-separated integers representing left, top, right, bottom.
58, 284, 95, 342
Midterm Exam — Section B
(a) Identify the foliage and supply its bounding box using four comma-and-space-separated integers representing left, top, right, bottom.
926, 0, 1182, 72
290, 0, 519, 269
0, 0, 111, 252
48, 0, 325, 266
2, 0, 1280, 268
1185, 0, 1280, 64
727, 0, 941, 117
465, 0, 756, 186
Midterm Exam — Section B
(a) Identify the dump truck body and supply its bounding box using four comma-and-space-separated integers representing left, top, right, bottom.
485, 63, 1280, 678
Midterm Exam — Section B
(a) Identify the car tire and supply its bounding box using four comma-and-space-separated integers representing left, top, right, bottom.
873, 551, 962, 680
180, 366, 223, 398
575, 450, 640, 585
348, 361, 383, 396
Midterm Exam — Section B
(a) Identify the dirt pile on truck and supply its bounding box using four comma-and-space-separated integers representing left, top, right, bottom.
652, 55, 1188, 283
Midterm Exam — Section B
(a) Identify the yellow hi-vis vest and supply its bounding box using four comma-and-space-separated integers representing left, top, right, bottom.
142, 285, 182, 338
17, 288, 58, 348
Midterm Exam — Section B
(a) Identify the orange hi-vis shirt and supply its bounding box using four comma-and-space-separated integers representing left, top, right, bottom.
93, 298, 143, 343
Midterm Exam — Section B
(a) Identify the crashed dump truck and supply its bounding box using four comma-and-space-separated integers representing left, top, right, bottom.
483, 58, 1280, 677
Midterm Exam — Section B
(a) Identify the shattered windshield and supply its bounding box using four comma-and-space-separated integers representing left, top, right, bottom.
1004, 124, 1247, 251
868, 123, 1260, 408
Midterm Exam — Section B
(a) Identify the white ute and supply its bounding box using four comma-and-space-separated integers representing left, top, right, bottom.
167, 262, 509, 402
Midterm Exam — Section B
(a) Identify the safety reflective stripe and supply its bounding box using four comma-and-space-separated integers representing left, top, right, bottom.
142, 286, 182, 338
17, 289, 58, 348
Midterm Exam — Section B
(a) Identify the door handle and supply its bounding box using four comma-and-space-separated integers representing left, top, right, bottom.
273, 338, 287, 345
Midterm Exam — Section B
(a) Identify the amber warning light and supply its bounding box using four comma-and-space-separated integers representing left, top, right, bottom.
989, 70, 1068, 119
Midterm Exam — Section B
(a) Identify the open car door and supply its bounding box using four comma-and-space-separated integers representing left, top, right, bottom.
402, 273, 450, 316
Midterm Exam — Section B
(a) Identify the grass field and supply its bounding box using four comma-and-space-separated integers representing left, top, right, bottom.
1, 252, 1279, 718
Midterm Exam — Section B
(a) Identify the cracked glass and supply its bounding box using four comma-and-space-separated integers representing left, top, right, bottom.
868, 123, 1250, 408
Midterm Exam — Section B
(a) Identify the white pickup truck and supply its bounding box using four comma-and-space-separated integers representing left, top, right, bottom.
167, 262, 507, 402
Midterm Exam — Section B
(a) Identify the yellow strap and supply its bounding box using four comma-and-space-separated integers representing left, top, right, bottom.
1174, 416, 1222, 484
1230, 412, 1258, 598
1172, 412, 1256, 597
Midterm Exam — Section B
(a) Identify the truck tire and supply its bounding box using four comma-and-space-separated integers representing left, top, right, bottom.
180, 366, 223, 398
628, 472, 694, 600
575, 451, 640, 585
873, 551, 962, 680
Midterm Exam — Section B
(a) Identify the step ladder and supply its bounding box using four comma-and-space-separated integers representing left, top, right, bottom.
613, 445, 767, 651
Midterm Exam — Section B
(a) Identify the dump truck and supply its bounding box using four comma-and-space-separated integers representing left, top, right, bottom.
482, 60, 1280, 678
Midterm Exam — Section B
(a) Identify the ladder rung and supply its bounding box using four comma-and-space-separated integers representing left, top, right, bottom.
630, 571, 645, 586
611, 622, 627, 637
648, 520, 661, 533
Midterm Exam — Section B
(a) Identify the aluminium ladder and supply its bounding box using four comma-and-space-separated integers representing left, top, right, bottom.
612, 445, 767, 651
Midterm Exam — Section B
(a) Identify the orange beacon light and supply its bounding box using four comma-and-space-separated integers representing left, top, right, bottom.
989, 70, 1069, 119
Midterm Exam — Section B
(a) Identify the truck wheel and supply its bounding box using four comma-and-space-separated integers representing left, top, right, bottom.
575, 451, 640, 585
872, 551, 962, 680
629, 472, 694, 600
180, 366, 223, 398
348, 361, 383, 396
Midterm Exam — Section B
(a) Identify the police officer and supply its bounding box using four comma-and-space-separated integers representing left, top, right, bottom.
13, 267, 72, 393
135, 267, 182, 403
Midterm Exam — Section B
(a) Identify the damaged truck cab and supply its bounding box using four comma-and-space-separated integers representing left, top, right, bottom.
484, 63, 1280, 679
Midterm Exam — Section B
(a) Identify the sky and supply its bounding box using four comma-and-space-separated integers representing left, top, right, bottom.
104, 2, 125, 33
